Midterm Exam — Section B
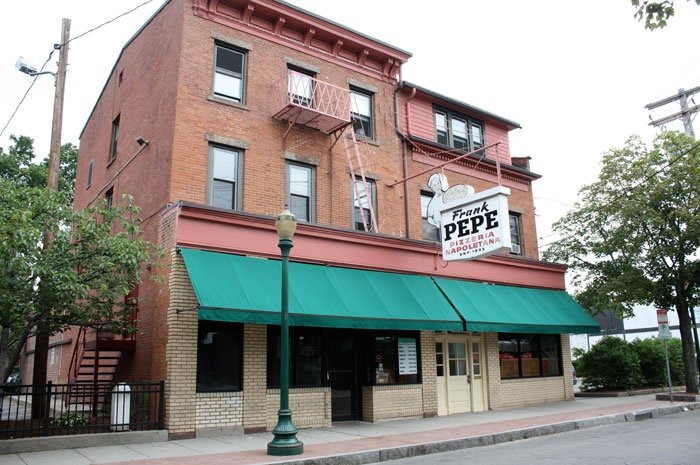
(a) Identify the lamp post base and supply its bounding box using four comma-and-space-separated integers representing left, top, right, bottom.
267, 409, 304, 456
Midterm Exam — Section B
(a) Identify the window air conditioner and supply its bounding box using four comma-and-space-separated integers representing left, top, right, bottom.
510, 244, 521, 254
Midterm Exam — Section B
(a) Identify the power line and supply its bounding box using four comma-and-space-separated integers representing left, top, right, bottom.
546, 138, 700, 248
64, 0, 155, 46
0, 50, 55, 140
0, 0, 157, 144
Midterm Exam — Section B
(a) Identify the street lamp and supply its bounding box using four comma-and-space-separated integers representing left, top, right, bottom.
267, 208, 303, 456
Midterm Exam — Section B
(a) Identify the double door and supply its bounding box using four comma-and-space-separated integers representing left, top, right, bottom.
435, 334, 486, 415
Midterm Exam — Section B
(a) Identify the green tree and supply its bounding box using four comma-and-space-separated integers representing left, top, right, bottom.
577, 336, 643, 390
0, 135, 77, 201
0, 137, 160, 382
544, 132, 700, 393
631, 337, 684, 386
632, 0, 700, 29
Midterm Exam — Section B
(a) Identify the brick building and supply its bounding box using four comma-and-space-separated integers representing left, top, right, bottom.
69, 0, 598, 437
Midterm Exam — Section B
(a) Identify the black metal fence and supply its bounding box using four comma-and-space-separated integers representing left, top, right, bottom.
0, 381, 164, 439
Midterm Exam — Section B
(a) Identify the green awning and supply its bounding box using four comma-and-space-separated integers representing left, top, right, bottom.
433, 278, 600, 334
180, 248, 464, 331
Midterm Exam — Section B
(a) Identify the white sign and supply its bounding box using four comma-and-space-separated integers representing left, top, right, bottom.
440, 187, 511, 261
656, 308, 669, 325
658, 324, 672, 340
398, 338, 418, 375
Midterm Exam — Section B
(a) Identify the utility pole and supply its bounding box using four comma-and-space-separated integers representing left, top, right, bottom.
646, 85, 700, 374
646, 86, 700, 139
31, 18, 70, 419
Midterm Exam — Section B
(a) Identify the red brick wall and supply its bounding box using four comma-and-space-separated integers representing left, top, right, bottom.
75, 0, 186, 382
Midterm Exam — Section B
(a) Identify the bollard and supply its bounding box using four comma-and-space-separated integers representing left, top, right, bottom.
110, 382, 131, 432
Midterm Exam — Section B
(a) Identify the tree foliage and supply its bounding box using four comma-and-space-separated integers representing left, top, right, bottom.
0, 136, 160, 381
630, 337, 684, 386
544, 131, 700, 393
631, 0, 700, 29
577, 336, 643, 390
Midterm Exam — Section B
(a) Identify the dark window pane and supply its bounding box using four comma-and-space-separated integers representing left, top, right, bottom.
290, 194, 309, 222
216, 46, 243, 74
197, 321, 242, 391
212, 179, 235, 209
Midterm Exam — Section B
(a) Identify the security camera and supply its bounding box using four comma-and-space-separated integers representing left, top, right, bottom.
136, 137, 149, 146
15, 57, 38, 76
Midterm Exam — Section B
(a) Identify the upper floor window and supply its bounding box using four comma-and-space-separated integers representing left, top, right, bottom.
105, 187, 114, 210
109, 114, 120, 163
509, 212, 522, 255
350, 88, 373, 139
288, 67, 314, 107
420, 192, 440, 242
213, 44, 246, 103
86, 160, 94, 189
286, 162, 315, 223
434, 109, 484, 154
208, 145, 243, 210
353, 177, 376, 232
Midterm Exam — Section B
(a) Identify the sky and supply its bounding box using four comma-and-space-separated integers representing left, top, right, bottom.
1, 0, 699, 253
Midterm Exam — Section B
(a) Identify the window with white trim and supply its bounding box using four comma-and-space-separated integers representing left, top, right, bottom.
208, 145, 243, 210
286, 162, 315, 222
353, 177, 376, 231
509, 212, 522, 255
213, 44, 246, 103
350, 88, 373, 139
434, 108, 484, 154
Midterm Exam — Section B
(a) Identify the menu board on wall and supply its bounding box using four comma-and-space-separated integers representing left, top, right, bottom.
398, 337, 418, 375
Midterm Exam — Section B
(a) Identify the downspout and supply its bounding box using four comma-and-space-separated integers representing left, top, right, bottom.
395, 82, 417, 238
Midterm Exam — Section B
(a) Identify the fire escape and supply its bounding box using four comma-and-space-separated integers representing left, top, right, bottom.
67, 292, 137, 390
273, 70, 378, 232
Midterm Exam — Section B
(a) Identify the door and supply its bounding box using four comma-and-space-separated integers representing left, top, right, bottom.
469, 336, 487, 412
326, 336, 357, 420
436, 341, 448, 416
446, 339, 471, 414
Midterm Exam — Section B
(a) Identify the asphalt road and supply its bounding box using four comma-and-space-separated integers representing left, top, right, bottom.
390, 409, 700, 465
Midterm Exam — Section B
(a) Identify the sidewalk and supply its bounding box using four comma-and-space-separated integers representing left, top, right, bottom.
1, 394, 697, 465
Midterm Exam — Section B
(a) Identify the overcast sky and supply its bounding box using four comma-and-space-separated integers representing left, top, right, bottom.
1, 0, 698, 249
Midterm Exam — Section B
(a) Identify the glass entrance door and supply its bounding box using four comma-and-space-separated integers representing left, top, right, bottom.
326, 336, 357, 420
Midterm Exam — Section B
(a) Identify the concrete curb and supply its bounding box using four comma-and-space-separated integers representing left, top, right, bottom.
0, 430, 168, 455
269, 402, 700, 465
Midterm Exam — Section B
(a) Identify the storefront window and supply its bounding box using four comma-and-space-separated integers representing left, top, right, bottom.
267, 327, 323, 388
196, 321, 242, 392
498, 333, 562, 379
372, 333, 419, 384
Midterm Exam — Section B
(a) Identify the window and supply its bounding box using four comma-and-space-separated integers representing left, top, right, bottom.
371, 334, 420, 385
286, 162, 315, 222
287, 67, 314, 107
105, 187, 114, 210
434, 109, 484, 153
197, 321, 242, 391
86, 160, 94, 188
421, 192, 440, 241
350, 88, 373, 139
435, 342, 444, 377
498, 333, 562, 379
213, 44, 246, 102
267, 327, 323, 388
208, 145, 243, 210
352, 177, 376, 231
509, 212, 522, 255
109, 115, 120, 163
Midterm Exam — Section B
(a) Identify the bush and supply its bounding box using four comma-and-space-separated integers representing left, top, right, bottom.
577, 336, 643, 390
630, 337, 684, 387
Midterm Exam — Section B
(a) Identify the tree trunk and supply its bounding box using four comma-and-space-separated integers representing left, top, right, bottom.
31, 323, 49, 419
675, 297, 699, 393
